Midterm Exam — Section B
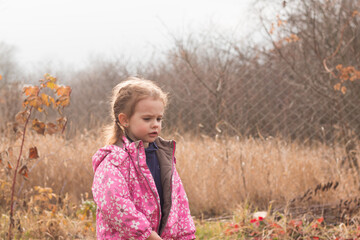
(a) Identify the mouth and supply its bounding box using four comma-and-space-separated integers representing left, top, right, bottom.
149, 132, 158, 137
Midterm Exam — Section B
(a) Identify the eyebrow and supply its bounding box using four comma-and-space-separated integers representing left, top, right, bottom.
140, 114, 163, 117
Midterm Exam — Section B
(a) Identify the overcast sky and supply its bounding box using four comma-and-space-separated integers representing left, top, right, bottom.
0, 0, 257, 72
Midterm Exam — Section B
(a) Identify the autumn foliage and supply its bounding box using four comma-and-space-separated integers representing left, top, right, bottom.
2, 73, 71, 239
334, 64, 360, 94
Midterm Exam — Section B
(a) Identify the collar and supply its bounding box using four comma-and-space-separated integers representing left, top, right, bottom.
125, 134, 134, 143
124, 134, 158, 150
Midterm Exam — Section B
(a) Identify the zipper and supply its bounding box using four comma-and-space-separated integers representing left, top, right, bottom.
159, 140, 175, 236
136, 145, 162, 234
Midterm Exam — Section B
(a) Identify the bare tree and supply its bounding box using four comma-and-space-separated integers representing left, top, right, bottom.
0, 42, 22, 135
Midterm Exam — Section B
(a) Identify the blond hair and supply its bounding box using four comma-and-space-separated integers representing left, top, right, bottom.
103, 77, 168, 145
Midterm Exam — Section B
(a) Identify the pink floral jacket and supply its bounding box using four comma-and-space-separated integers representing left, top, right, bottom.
92, 136, 196, 239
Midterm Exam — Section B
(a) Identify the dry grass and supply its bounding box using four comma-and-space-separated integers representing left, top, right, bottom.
1, 129, 102, 204
1, 129, 359, 216
1, 129, 359, 238
174, 134, 359, 218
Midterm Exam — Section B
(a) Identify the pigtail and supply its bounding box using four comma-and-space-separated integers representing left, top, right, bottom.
103, 119, 124, 145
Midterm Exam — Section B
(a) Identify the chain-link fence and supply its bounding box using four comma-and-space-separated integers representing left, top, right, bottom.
151, 0, 360, 150
162, 62, 360, 144
1, 0, 359, 150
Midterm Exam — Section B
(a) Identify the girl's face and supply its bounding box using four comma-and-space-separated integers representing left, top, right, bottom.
125, 97, 164, 148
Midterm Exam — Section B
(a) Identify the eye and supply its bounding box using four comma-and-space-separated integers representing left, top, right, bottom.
143, 118, 151, 121
157, 118, 162, 122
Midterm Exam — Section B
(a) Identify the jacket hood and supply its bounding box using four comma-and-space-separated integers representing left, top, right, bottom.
92, 144, 124, 172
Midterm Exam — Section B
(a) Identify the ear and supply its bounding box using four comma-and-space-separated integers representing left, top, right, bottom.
118, 113, 129, 127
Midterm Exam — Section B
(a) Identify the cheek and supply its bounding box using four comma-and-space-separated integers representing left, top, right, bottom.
133, 121, 149, 132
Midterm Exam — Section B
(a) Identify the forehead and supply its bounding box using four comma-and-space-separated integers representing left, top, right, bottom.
134, 97, 164, 115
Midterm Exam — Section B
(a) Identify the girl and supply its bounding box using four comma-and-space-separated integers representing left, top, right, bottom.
92, 77, 196, 240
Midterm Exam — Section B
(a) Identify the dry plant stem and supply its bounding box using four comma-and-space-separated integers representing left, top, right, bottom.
323, 13, 354, 76
8, 106, 33, 240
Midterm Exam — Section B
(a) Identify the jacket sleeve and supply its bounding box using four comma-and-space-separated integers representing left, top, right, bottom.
92, 159, 152, 240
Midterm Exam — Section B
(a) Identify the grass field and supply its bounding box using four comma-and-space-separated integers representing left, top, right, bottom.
1, 130, 359, 239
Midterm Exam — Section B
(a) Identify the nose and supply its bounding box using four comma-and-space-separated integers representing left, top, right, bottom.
152, 120, 160, 129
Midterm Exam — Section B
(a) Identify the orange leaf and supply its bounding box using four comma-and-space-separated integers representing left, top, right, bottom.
50, 96, 55, 107
0, 75, 2, 80
334, 83, 341, 91
352, 10, 359, 17
41, 93, 50, 107
32, 119, 45, 135
56, 96, 70, 107
290, 34, 299, 42
29, 147, 39, 159
57, 117, 67, 131
23, 86, 40, 96
27, 96, 43, 108
46, 122, 58, 135
51, 204, 57, 213
7, 161, 13, 170
49, 75, 57, 83
18, 165, 29, 178
350, 75, 357, 81
341, 86, 347, 94
56, 86, 71, 97
44, 73, 57, 83
46, 81, 58, 90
